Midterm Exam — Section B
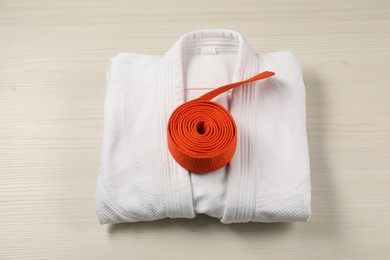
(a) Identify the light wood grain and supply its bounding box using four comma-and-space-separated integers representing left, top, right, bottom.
1, 0, 390, 259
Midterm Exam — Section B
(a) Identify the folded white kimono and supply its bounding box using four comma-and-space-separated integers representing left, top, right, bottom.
96, 29, 311, 224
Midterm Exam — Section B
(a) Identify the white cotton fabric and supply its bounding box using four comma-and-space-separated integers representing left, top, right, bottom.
96, 29, 311, 224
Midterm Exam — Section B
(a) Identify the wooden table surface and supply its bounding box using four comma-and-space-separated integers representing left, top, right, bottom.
1, 0, 390, 259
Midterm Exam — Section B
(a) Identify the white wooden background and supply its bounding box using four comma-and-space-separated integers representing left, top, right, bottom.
1, 0, 390, 259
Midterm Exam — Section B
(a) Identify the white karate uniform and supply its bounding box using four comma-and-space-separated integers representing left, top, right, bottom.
96, 29, 311, 224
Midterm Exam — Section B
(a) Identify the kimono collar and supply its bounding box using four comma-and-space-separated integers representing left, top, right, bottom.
158, 29, 260, 115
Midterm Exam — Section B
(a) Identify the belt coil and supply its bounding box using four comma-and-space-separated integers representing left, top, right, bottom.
167, 71, 275, 174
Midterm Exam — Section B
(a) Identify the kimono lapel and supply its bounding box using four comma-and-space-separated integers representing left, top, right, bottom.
157, 30, 260, 220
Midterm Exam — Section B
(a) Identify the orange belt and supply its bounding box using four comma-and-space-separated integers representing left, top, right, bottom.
167, 71, 275, 174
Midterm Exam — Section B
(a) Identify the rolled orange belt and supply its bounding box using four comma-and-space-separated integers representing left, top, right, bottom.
167, 71, 275, 174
